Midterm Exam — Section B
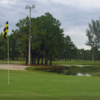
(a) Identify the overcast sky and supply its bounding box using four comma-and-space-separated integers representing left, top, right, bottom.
1, 0, 100, 50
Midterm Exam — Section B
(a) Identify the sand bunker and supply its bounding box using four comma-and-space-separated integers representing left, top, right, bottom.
0, 64, 29, 71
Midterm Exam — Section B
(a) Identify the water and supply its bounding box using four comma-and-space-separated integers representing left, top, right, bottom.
76, 73, 91, 76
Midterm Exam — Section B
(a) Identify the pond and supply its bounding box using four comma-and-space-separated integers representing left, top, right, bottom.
56, 64, 92, 67
76, 73, 91, 76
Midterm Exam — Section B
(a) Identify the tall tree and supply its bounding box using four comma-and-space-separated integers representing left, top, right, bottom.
63, 36, 77, 61
31, 12, 64, 65
9, 30, 20, 60
15, 17, 29, 64
86, 18, 100, 61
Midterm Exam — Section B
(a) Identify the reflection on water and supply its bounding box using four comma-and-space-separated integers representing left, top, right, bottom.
76, 73, 91, 76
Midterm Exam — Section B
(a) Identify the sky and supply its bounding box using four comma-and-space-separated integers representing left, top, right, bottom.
0, 0, 100, 50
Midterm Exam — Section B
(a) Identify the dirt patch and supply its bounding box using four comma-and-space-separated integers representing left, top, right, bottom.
0, 64, 30, 71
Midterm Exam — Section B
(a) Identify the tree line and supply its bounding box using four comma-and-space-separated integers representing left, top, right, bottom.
0, 12, 100, 65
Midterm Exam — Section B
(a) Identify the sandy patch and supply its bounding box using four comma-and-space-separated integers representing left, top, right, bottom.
0, 64, 29, 71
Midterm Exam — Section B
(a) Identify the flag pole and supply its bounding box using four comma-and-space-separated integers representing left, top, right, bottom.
2, 21, 9, 85
7, 35, 9, 86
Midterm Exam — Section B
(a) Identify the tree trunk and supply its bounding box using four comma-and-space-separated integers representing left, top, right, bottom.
53, 59, 55, 61
37, 57, 40, 65
92, 56, 94, 61
12, 56, 14, 60
49, 54, 52, 65
33, 58, 36, 64
41, 56, 43, 65
31, 56, 33, 64
16, 57, 18, 61
26, 40, 28, 65
45, 50, 48, 65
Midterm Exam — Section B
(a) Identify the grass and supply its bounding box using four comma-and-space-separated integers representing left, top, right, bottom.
0, 69, 100, 100
1, 59, 100, 67
0, 60, 22, 64
52, 60, 100, 66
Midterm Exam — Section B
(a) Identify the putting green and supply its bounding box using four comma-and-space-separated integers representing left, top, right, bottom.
0, 69, 100, 100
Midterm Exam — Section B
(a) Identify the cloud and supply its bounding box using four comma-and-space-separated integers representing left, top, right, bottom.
78, 45, 91, 50
0, 0, 100, 49
51, 0, 100, 8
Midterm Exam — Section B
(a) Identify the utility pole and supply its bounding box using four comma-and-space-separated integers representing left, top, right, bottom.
25, 5, 35, 65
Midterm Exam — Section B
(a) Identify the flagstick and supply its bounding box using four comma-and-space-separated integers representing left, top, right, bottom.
7, 35, 9, 86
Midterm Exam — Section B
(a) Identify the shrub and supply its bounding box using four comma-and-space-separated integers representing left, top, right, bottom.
26, 66, 69, 74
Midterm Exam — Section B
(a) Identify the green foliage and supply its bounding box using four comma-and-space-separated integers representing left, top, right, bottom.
63, 35, 77, 60
64, 66, 100, 75
31, 12, 64, 65
86, 19, 100, 48
86, 18, 100, 60
26, 66, 66, 73
26, 65, 100, 76
0, 34, 7, 59
2, 12, 100, 64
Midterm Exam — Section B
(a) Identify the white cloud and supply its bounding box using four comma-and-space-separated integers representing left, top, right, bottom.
52, 0, 100, 8
0, 0, 100, 50
78, 45, 91, 50
64, 27, 89, 49
0, 0, 9, 4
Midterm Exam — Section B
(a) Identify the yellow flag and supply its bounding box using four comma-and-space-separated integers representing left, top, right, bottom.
2, 21, 9, 38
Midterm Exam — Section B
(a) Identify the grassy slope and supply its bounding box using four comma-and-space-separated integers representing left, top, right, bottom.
0, 69, 100, 100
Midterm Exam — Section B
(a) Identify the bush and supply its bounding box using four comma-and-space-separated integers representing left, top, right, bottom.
26, 65, 100, 76
26, 66, 69, 74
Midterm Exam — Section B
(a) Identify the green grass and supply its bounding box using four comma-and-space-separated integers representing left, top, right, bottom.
0, 60, 20, 64
52, 60, 100, 66
1, 60, 100, 66
0, 69, 100, 100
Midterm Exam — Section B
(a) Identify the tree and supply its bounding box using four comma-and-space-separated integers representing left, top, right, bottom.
63, 35, 77, 61
86, 18, 100, 61
0, 34, 7, 60
31, 12, 64, 65
9, 30, 20, 60
15, 17, 30, 64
